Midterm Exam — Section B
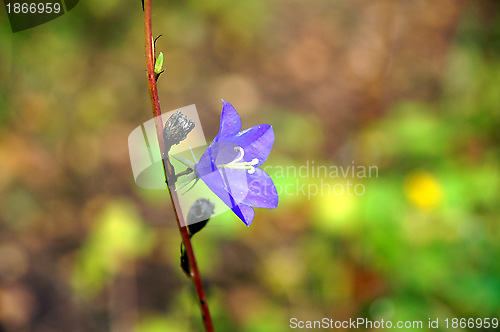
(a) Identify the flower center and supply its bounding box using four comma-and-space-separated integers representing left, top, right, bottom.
218, 146, 259, 174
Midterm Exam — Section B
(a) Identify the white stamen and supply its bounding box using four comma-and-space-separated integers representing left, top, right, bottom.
218, 147, 259, 174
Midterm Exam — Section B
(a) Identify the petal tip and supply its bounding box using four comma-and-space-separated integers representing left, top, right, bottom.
270, 199, 279, 209
269, 193, 279, 209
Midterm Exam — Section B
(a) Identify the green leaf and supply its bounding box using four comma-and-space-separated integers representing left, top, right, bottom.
154, 52, 164, 74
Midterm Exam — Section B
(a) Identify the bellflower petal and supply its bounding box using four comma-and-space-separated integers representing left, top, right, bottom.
241, 168, 279, 209
215, 100, 242, 140
197, 169, 255, 225
226, 124, 274, 167
195, 101, 278, 226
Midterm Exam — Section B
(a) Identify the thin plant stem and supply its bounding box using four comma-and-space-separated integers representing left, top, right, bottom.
143, 1, 214, 331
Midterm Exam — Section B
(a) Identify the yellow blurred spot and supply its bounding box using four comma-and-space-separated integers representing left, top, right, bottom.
71, 200, 154, 297
318, 190, 355, 221
262, 249, 305, 293
314, 181, 358, 234
404, 171, 443, 210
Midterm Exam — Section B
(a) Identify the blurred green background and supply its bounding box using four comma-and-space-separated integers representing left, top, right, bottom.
1, 0, 500, 331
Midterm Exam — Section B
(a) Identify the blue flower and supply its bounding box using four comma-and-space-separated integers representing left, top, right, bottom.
194, 100, 278, 226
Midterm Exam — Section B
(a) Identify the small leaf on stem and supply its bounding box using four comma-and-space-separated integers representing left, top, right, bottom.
154, 51, 164, 74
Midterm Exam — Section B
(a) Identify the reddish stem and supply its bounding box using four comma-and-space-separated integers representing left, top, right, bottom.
143, 1, 214, 331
